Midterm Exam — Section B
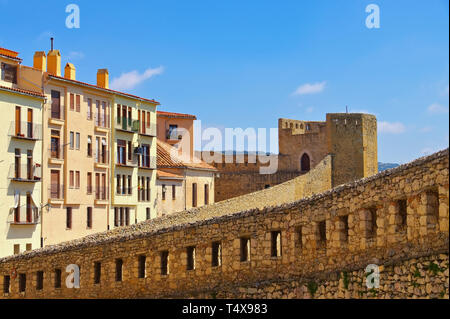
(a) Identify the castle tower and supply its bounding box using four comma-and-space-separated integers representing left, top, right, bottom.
326, 113, 378, 187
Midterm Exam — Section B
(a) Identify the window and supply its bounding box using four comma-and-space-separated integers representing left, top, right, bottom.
87, 98, 92, 120
69, 131, 74, 149
116, 175, 121, 194
146, 208, 151, 220
117, 140, 126, 165
122, 175, 126, 195
54, 269, 62, 288
51, 130, 61, 159
160, 251, 169, 275
240, 237, 250, 262
147, 112, 150, 128
114, 207, 119, 227
127, 175, 132, 195
300, 153, 310, 172
168, 124, 178, 140
318, 221, 326, 248
87, 172, 92, 194
368, 207, 377, 238
14, 148, 20, 180
66, 207, 72, 229
186, 246, 195, 271
146, 177, 150, 201
76, 95, 80, 112
94, 262, 101, 284
19, 274, 26, 293
15, 106, 21, 136
14, 244, 20, 255
204, 184, 209, 205
69, 171, 74, 188
127, 141, 132, 161
3, 275, 10, 294
70, 93, 75, 110
340, 215, 349, 243
295, 226, 303, 251
51, 90, 61, 119
138, 255, 146, 278
397, 199, 407, 231
125, 208, 130, 226
271, 231, 282, 257
117, 105, 121, 124
172, 185, 176, 200
26, 243, 32, 251
76, 133, 80, 150
212, 242, 222, 267
1, 62, 17, 83
192, 183, 197, 207
162, 184, 166, 201
36, 271, 44, 290
75, 171, 80, 189
115, 259, 123, 282
87, 207, 92, 229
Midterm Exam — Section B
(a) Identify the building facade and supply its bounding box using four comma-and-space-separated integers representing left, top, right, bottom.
0, 48, 45, 257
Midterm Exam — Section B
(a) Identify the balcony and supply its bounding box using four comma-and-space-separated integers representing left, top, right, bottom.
8, 207, 40, 226
48, 145, 64, 165
8, 164, 41, 182
115, 118, 139, 134
166, 129, 183, 142
116, 156, 138, 168
138, 155, 157, 170
48, 184, 64, 202
49, 109, 65, 126
139, 125, 157, 138
116, 187, 132, 196
94, 150, 109, 169
94, 114, 110, 133
8, 121, 42, 141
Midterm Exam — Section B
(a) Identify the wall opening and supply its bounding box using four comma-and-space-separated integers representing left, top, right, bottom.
271, 231, 282, 257
94, 262, 101, 284
300, 153, 311, 172
19, 274, 26, 293
240, 237, 250, 262
186, 246, 196, 271
54, 269, 61, 288
295, 226, 303, 253
160, 251, 169, 276
397, 199, 407, 231
426, 190, 440, 229
3, 275, 10, 294
340, 215, 349, 243
36, 271, 44, 290
317, 221, 326, 248
115, 259, 123, 282
212, 242, 222, 267
138, 255, 146, 278
368, 207, 378, 238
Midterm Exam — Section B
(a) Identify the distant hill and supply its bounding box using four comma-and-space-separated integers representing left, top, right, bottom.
378, 162, 399, 172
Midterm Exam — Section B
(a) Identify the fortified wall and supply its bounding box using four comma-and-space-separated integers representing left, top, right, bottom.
0, 149, 448, 299
213, 113, 378, 202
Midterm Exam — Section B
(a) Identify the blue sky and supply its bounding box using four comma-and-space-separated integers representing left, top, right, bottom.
0, 0, 448, 163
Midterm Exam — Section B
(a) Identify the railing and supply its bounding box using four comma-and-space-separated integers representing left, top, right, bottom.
95, 186, 109, 200
8, 207, 40, 225
8, 121, 42, 140
48, 184, 64, 200
49, 145, 64, 160
115, 119, 139, 133
139, 125, 157, 137
95, 150, 109, 165
166, 129, 183, 141
94, 113, 109, 128
8, 164, 41, 182
116, 187, 132, 196
138, 155, 157, 169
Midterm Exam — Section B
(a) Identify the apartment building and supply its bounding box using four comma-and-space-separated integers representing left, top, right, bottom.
0, 48, 45, 257
156, 111, 217, 216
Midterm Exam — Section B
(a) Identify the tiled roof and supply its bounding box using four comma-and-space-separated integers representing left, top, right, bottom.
157, 170, 184, 179
0, 47, 22, 62
157, 110, 196, 119
157, 140, 217, 171
47, 74, 160, 105
0, 85, 45, 98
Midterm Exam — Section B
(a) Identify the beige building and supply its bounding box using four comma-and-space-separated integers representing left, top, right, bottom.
0, 47, 45, 257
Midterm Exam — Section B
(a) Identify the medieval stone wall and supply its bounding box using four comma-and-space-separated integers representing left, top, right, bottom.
0, 150, 447, 299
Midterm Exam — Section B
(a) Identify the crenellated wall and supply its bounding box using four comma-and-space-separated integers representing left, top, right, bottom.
0, 149, 448, 299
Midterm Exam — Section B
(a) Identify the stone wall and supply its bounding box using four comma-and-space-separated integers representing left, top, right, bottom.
0, 149, 447, 299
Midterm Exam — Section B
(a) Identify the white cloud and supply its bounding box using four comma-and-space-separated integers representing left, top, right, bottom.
110, 66, 164, 91
378, 121, 406, 134
292, 81, 326, 96
67, 51, 85, 60
420, 126, 433, 133
305, 107, 314, 113
427, 103, 449, 114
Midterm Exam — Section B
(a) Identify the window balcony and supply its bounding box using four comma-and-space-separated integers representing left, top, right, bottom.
139, 125, 157, 137
48, 145, 64, 165
8, 164, 41, 182
48, 184, 64, 201
115, 118, 139, 134
94, 114, 110, 133
8, 207, 40, 226
116, 187, 132, 196
95, 186, 109, 205
8, 121, 42, 141
95, 150, 109, 168
166, 129, 183, 141
138, 155, 157, 170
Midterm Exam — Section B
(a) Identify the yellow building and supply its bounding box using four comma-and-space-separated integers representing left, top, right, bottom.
0, 48, 44, 257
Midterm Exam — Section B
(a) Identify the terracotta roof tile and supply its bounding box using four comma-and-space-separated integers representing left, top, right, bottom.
157, 110, 196, 119
157, 140, 217, 171
0, 47, 22, 62
0, 85, 45, 98
157, 170, 184, 179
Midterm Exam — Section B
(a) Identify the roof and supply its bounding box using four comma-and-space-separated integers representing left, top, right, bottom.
157, 140, 217, 171
157, 170, 184, 180
0, 47, 22, 62
0, 85, 45, 98
47, 74, 160, 105
157, 110, 196, 120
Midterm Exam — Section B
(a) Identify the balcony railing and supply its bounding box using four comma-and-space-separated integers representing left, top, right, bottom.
115, 187, 132, 195
8, 207, 40, 225
139, 125, 157, 137
8, 164, 41, 182
115, 118, 139, 133
94, 114, 109, 129
95, 186, 109, 200
138, 155, 157, 170
95, 150, 109, 165
8, 121, 42, 140
166, 129, 183, 141
49, 184, 64, 200
49, 145, 64, 160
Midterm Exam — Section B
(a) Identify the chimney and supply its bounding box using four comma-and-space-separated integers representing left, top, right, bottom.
33, 51, 46, 71
64, 63, 76, 80
97, 69, 109, 89
47, 49, 61, 76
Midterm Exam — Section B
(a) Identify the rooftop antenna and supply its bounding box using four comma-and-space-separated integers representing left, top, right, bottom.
50, 37, 54, 51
